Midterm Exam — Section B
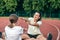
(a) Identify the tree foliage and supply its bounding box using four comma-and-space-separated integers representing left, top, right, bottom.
0, 0, 5, 15
0, 0, 60, 17
3, 0, 17, 12
0, 0, 17, 15
23, 0, 60, 13
23, 0, 45, 13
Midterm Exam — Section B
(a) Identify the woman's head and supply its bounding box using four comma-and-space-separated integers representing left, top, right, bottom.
33, 12, 41, 21
9, 14, 18, 23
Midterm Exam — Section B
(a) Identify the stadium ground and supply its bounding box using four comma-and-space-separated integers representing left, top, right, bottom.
0, 17, 60, 40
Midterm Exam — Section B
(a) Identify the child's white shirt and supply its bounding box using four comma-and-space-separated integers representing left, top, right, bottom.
0, 38, 3, 40
5, 26, 23, 40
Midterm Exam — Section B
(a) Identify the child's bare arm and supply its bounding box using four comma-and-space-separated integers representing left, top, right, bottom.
2, 32, 5, 40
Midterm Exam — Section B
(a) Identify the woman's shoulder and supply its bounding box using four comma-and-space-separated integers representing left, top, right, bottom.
37, 21, 42, 22
37, 21, 42, 25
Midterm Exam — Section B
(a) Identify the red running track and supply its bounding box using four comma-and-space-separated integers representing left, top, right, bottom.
43, 19, 60, 40
0, 17, 60, 40
44, 19, 60, 30
42, 19, 60, 40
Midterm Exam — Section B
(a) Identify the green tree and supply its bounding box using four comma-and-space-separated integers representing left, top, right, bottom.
3, 0, 17, 12
23, 0, 45, 12
23, 0, 31, 13
23, 0, 45, 16
32, 0, 45, 11
0, 0, 17, 16
44, 0, 60, 17
0, 0, 5, 15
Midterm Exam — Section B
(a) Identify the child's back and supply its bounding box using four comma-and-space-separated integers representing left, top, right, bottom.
5, 14, 23, 40
5, 26, 23, 40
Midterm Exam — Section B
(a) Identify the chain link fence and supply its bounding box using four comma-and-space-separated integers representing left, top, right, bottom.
0, 11, 60, 18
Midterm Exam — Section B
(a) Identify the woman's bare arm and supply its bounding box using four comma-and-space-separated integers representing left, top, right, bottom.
20, 17, 40, 27
20, 17, 29, 22
30, 23, 40, 27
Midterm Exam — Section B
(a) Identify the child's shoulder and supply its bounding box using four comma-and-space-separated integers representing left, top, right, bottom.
5, 26, 9, 28
15, 26, 23, 29
5, 26, 23, 29
5, 26, 9, 30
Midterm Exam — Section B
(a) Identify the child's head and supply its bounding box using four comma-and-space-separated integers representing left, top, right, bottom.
33, 12, 41, 21
0, 32, 2, 38
9, 14, 18, 23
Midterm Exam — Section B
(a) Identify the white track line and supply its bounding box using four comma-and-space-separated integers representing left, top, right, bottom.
46, 22, 60, 40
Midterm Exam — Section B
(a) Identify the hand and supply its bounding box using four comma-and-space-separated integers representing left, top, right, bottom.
30, 22, 36, 25
26, 21, 30, 25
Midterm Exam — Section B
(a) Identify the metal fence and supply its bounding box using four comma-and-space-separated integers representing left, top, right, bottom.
0, 11, 60, 18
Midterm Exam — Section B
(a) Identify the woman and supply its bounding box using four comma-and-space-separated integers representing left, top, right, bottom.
4, 14, 23, 40
21, 12, 46, 40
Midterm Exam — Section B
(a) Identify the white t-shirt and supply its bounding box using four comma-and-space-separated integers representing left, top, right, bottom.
27, 18, 42, 35
0, 38, 3, 40
5, 26, 23, 40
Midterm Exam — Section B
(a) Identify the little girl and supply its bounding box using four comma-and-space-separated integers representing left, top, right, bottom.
4, 14, 23, 40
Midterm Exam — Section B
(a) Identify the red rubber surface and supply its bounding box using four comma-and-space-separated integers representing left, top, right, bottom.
0, 17, 60, 40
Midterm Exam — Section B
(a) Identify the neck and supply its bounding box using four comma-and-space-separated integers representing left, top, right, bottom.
11, 23, 15, 26
9, 23, 15, 28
